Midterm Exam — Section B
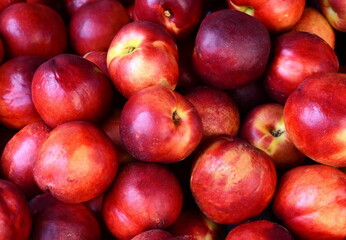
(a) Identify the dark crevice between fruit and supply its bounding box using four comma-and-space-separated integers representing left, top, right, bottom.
270, 129, 284, 137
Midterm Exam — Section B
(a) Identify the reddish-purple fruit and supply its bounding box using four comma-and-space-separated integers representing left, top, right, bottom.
31, 53, 114, 128
193, 9, 271, 89
69, 0, 131, 55
0, 179, 32, 240
190, 135, 277, 225
120, 85, 203, 163
1, 121, 50, 199
0, 2, 67, 58
225, 220, 294, 240
33, 121, 118, 204
29, 193, 102, 240
103, 161, 183, 240
0, 56, 45, 129
273, 165, 346, 240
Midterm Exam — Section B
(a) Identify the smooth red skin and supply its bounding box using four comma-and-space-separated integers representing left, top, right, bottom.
120, 85, 203, 163
0, 56, 45, 129
33, 121, 118, 204
184, 86, 240, 139
103, 161, 183, 240
0, 122, 50, 199
134, 0, 203, 39
31, 53, 114, 128
168, 207, 224, 240
84, 51, 109, 76
319, 0, 346, 31
264, 31, 339, 104
0, 3, 67, 59
29, 193, 101, 240
283, 72, 346, 167
131, 229, 173, 240
192, 9, 271, 90
69, 0, 130, 56
291, 7, 336, 49
227, 0, 305, 33
225, 220, 294, 240
240, 103, 306, 170
0, 0, 24, 12
63, 0, 97, 16
273, 165, 346, 240
107, 20, 179, 99
0, 179, 32, 240
101, 108, 135, 165
190, 135, 277, 225
229, 79, 271, 116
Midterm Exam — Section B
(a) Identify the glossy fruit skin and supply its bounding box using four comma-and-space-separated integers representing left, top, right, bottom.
264, 31, 339, 104
193, 9, 271, 89
31, 53, 114, 128
227, 0, 305, 33
0, 179, 32, 240
33, 121, 118, 204
190, 135, 277, 225
102, 161, 183, 240
0, 2, 67, 59
69, 0, 131, 55
107, 20, 179, 98
225, 220, 294, 240
0, 121, 50, 199
133, 0, 204, 39
119, 85, 203, 163
239, 103, 306, 170
283, 72, 346, 167
272, 164, 346, 240
0, 56, 45, 129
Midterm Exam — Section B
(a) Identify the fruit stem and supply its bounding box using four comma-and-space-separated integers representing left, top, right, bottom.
126, 46, 136, 54
163, 9, 173, 18
270, 129, 284, 137
172, 110, 180, 124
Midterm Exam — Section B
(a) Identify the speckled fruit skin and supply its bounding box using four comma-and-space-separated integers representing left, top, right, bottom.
119, 85, 203, 163
192, 9, 271, 90
0, 179, 32, 240
102, 161, 183, 240
225, 220, 294, 240
190, 135, 277, 225
272, 164, 346, 240
33, 121, 118, 204
31, 53, 114, 128
184, 86, 240, 140
0, 2, 67, 59
283, 72, 346, 167
264, 31, 339, 104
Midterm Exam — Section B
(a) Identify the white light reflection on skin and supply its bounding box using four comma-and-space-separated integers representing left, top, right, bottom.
300, 103, 327, 129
